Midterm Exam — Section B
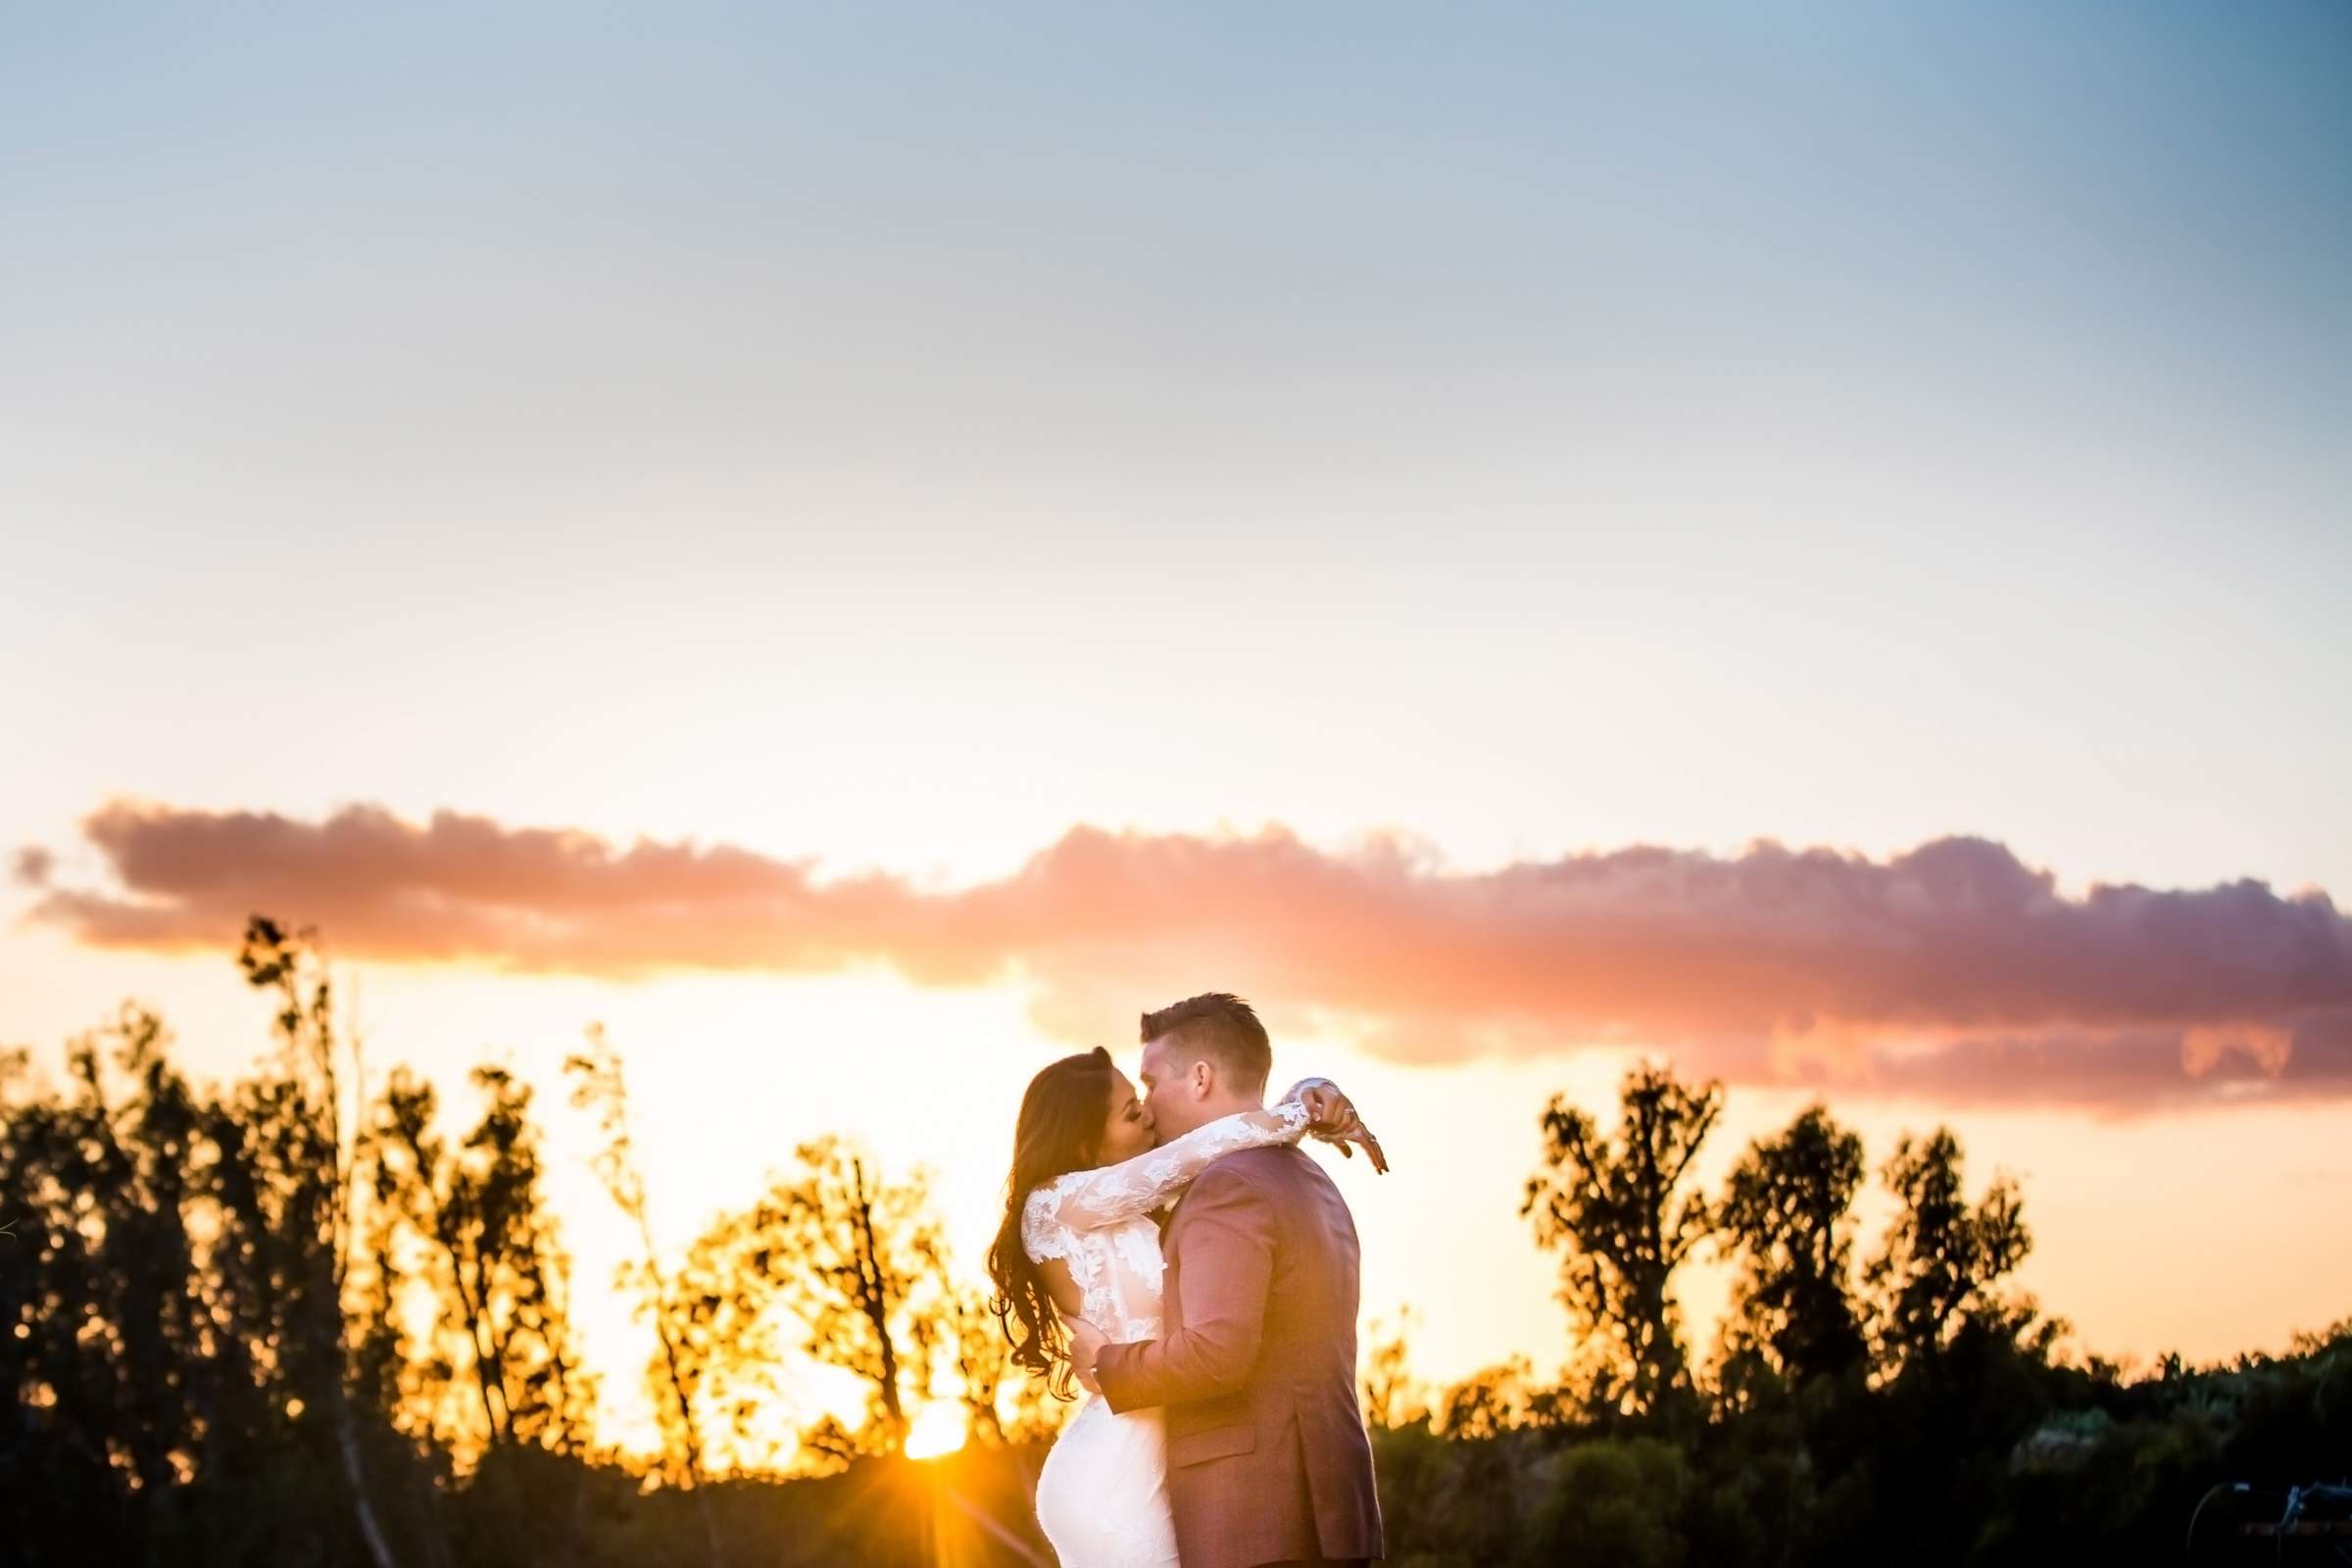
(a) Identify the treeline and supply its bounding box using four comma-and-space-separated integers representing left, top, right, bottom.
1, 918, 2344, 1565
0, 918, 1061, 1567
1363, 1067, 2352, 1565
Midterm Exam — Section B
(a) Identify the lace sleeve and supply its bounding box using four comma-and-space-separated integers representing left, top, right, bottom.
1026, 1083, 1329, 1236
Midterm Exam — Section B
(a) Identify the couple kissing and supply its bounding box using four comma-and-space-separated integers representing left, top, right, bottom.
985, 993, 1390, 1568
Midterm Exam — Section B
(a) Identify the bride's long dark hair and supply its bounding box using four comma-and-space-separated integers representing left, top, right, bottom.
985, 1046, 1119, 1399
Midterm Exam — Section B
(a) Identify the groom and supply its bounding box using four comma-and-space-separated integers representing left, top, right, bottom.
1070, 993, 1386, 1568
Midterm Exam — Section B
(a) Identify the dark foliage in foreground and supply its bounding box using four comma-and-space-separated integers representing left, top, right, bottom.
1370, 1318, 2352, 1568
6, 1322, 2346, 1566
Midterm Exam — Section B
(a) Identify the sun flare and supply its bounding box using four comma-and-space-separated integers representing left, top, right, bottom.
905, 1403, 967, 1461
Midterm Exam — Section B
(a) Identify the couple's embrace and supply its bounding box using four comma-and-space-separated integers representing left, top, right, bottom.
985, 993, 1390, 1568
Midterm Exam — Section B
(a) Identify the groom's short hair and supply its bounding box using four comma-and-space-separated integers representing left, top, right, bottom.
1141, 993, 1272, 1095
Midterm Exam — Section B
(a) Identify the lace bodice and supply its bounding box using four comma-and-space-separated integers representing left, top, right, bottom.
1021, 1082, 1325, 1344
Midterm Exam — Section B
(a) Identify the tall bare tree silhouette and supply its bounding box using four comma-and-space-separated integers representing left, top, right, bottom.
1523, 1061, 1725, 1416
689, 1137, 950, 1465
237, 916, 405, 1568
564, 1024, 724, 1567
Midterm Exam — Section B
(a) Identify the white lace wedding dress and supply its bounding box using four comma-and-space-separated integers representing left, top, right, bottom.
1022, 1082, 1324, 1568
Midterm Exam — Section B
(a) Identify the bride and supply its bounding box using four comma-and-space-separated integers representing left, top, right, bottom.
983, 1044, 1381, 1568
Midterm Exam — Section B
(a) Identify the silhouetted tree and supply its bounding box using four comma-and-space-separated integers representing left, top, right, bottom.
1360, 1307, 1431, 1433
1523, 1061, 1724, 1415
693, 1138, 949, 1465
938, 1280, 1015, 1446
235, 915, 405, 1568
564, 1024, 723, 1566
1435, 1354, 1553, 1440
668, 1193, 801, 1475
0, 1008, 256, 1553
1863, 1127, 2038, 1372
370, 1066, 594, 1466
0, 924, 441, 1565
1718, 1103, 1870, 1385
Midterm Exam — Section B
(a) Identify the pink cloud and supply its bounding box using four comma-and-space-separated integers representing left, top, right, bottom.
20, 799, 2351, 1108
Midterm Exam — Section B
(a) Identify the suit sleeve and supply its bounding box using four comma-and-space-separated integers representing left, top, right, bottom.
1094, 1164, 1275, 1413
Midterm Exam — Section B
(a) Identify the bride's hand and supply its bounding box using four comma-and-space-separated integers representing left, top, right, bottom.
1300, 1083, 1390, 1174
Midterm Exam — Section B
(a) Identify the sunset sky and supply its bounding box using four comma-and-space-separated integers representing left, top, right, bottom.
4, 3, 2348, 1460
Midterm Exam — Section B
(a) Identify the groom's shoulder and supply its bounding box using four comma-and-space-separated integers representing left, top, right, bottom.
1190, 1143, 1312, 1200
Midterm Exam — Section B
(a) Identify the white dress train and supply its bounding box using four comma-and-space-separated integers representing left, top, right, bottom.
1022, 1085, 1323, 1568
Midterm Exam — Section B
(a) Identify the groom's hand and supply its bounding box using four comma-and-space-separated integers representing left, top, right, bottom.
1064, 1314, 1106, 1395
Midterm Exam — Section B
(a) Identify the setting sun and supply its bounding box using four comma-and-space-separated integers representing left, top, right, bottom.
905, 1405, 969, 1462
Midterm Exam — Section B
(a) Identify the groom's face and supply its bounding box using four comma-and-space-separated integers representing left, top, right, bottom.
1137, 1035, 1209, 1145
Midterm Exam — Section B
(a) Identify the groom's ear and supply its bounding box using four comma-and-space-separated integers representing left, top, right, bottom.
1190, 1057, 1216, 1100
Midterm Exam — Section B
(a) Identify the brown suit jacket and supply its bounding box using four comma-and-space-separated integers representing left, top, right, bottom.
1094, 1143, 1384, 1568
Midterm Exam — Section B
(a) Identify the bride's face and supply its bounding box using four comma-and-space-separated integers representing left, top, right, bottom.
1096, 1068, 1156, 1165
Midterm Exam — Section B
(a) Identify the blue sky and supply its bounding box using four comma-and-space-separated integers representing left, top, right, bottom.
5, 1, 2345, 898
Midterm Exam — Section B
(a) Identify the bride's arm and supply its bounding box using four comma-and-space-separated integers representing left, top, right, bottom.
1026, 1078, 1360, 1234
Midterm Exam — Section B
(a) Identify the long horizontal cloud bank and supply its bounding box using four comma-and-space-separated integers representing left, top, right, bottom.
18, 801, 2352, 1109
